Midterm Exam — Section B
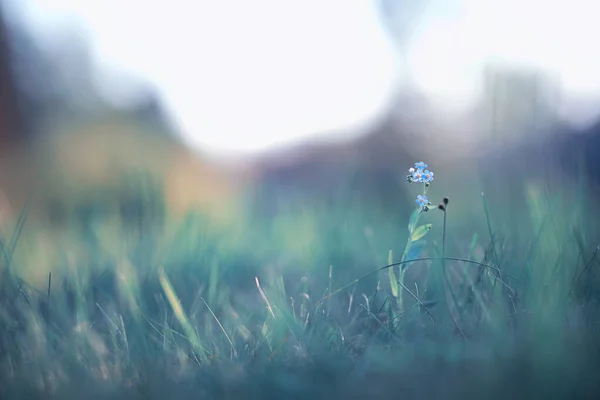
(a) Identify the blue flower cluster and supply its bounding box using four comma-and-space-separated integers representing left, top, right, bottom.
408, 162, 434, 184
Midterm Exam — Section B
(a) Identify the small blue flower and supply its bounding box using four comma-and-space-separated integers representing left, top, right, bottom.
412, 169, 424, 182
414, 161, 427, 170
422, 170, 434, 182
416, 195, 428, 207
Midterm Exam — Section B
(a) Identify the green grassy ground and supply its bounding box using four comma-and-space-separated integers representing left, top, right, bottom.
1, 160, 600, 399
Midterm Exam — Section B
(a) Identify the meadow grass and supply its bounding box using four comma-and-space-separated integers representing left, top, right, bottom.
1, 161, 600, 399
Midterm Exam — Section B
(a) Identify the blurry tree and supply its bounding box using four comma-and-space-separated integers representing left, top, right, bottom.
0, 3, 171, 139
474, 66, 564, 244
377, 0, 429, 51
0, 2, 24, 143
0, 6, 67, 138
480, 65, 562, 146
376, 0, 429, 83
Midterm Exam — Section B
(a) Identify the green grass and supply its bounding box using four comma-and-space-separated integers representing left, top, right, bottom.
1, 163, 600, 399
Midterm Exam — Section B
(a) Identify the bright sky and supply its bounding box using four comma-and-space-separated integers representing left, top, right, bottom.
407, 0, 600, 110
12, 0, 600, 156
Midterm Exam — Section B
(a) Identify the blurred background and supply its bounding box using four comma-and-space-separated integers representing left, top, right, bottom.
0, 0, 599, 291
2, 2, 600, 397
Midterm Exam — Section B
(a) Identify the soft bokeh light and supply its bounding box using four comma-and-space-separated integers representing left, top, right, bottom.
12, 0, 600, 156
17, 0, 400, 156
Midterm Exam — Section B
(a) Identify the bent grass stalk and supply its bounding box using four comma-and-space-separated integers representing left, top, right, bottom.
320, 256, 514, 304
158, 267, 210, 363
